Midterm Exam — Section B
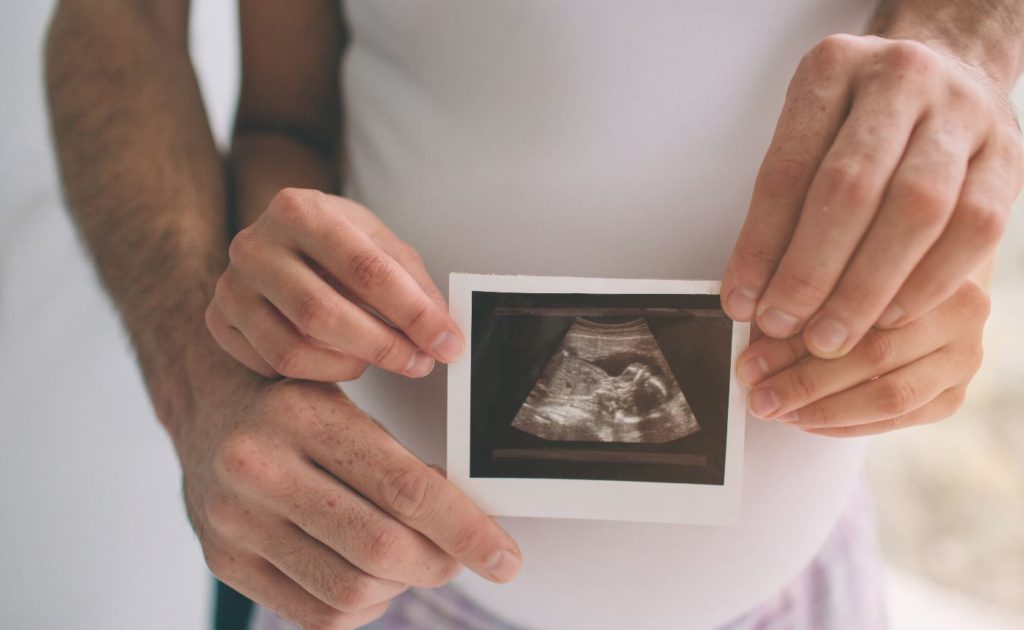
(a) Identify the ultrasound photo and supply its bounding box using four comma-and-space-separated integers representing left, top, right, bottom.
468, 290, 735, 485
447, 274, 748, 523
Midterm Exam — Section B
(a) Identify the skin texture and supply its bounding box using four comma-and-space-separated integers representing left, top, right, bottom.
44, 0, 1024, 628
739, 280, 989, 436
721, 26, 1024, 360
46, 2, 518, 628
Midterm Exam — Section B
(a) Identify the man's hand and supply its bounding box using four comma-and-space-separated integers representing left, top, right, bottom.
179, 375, 522, 629
722, 34, 1022, 358
206, 188, 464, 381
736, 280, 988, 437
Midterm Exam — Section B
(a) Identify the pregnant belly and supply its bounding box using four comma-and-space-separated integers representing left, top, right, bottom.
342, 368, 868, 630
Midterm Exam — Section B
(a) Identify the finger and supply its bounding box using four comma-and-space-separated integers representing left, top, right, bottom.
272, 193, 464, 363
279, 459, 458, 588
254, 518, 408, 614
205, 300, 277, 378
877, 140, 1020, 328
217, 270, 372, 381
308, 416, 523, 584
230, 253, 435, 378
325, 200, 449, 311
778, 348, 960, 428
747, 317, 944, 419
382, 239, 449, 310
801, 113, 972, 357
754, 72, 923, 339
207, 551, 386, 630
803, 386, 966, 437
736, 330, 809, 387
721, 35, 858, 321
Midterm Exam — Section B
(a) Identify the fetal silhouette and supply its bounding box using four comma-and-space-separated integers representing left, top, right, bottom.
511, 318, 699, 443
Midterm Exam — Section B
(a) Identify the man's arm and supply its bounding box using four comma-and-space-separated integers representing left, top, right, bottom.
230, 0, 344, 227
47, 3, 520, 627
46, 1, 232, 435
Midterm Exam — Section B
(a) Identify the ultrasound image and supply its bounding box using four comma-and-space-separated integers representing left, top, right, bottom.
511, 318, 699, 443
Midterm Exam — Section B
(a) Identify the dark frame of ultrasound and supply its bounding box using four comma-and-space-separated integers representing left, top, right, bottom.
470, 291, 733, 484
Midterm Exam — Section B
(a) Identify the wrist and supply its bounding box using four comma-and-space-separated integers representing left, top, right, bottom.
130, 312, 256, 447
867, 10, 1023, 90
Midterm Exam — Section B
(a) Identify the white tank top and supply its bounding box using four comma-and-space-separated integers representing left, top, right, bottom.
338, 2, 876, 628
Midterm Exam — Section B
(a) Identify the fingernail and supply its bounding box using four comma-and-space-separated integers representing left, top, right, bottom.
808, 317, 848, 355
737, 356, 769, 386
404, 351, 435, 377
758, 308, 801, 338
432, 331, 464, 363
878, 304, 904, 327
777, 411, 799, 423
726, 287, 759, 320
749, 388, 781, 418
485, 549, 521, 582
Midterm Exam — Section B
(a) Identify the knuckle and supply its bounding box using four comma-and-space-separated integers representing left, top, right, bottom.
819, 159, 873, 205
227, 228, 260, 266
213, 433, 258, 481
960, 201, 1007, 246
270, 187, 320, 226
952, 280, 990, 317
801, 402, 833, 427
268, 345, 306, 379
776, 271, 831, 305
334, 576, 373, 612
295, 292, 337, 337
204, 302, 221, 332
860, 331, 897, 367
788, 368, 819, 403
378, 465, 434, 522
449, 521, 484, 558
369, 334, 402, 367
397, 241, 425, 266
214, 434, 290, 495
348, 249, 395, 293
900, 183, 951, 225
885, 39, 935, 72
402, 300, 434, 335
367, 526, 403, 572
806, 403, 831, 428
879, 378, 917, 416
802, 34, 856, 73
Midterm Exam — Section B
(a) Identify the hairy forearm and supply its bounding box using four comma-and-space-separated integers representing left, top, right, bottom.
869, 0, 1024, 87
45, 3, 243, 437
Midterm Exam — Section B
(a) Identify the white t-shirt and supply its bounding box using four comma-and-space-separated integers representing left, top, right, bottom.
334, 2, 876, 628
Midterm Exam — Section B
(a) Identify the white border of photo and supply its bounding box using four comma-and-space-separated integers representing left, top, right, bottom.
447, 273, 749, 525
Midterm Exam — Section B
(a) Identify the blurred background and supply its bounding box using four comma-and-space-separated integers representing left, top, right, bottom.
1, 2, 1021, 628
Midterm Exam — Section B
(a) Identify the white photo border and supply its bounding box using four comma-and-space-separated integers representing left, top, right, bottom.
447, 274, 749, 525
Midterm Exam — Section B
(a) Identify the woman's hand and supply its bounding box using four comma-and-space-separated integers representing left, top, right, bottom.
737, 281, 989, 437
206, 188, 464, 381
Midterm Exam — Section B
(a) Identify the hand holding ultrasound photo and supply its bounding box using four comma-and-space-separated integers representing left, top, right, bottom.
447, 274, 749, 524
